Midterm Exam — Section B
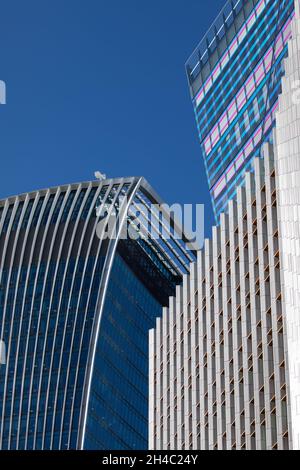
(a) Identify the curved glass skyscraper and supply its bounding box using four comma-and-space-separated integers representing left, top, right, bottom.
0, 177, 195, 450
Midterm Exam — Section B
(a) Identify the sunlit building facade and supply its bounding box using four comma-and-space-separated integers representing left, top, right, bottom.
186, 0, 295, 220
150, 145, 289, 450
0, 177, 195, 450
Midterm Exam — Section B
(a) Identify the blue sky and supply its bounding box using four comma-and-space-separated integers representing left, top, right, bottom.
0, 0, 225, 236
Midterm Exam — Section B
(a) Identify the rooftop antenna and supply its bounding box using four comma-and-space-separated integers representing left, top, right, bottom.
94, 171, 107, 182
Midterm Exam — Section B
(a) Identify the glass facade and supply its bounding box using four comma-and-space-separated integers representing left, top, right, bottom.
84, 252, 161, 450
0, 178, 196, 450
186, 0, 295, 220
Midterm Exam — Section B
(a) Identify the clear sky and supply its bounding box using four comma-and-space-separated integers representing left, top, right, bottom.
0, 0, 225, 236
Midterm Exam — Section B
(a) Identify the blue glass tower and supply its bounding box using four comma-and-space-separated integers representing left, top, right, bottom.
0, 177, 196, 450
186, 0, 295, 220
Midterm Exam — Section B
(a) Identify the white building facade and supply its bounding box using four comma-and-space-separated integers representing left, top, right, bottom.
275, 0, 300, 450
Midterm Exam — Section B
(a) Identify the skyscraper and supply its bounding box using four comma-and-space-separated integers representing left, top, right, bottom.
186, 0, 295, 220
150, 0, 300, 450
0, 176, 196, 450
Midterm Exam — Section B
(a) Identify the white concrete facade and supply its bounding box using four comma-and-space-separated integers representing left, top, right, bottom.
275, 0, 300, 451
150, 144, 290, 450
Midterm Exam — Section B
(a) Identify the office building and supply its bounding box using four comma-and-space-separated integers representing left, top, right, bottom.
0, 176, 195, 450
186, 0, 295, 220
